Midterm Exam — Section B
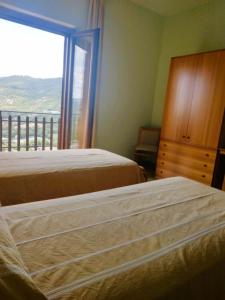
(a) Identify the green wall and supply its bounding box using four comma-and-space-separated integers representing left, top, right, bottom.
96, 0, 163, 157
151, 0, 225, 126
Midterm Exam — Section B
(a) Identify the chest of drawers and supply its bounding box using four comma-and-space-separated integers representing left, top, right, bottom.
156, 140, 216, 185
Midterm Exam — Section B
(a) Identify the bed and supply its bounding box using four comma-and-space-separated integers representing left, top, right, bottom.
1, 177, 225, 300
0, 148, 145, 206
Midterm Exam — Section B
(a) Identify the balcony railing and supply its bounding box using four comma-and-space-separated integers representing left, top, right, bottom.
0, 110, 61, 152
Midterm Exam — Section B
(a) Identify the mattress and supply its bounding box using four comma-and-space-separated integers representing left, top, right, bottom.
1, 177, 225, 300
0, 148, 144, 206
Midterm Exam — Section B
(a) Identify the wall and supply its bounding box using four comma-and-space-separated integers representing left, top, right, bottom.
95, 0, 163, 157
151, 0, 225, 126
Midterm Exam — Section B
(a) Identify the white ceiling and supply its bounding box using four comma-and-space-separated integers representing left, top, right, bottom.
131, 0, 212, 16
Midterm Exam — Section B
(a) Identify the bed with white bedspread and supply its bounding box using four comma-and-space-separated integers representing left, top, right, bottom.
1, 177, 225, 299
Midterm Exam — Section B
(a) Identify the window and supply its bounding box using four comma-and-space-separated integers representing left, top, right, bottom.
0, 7, 99, 151
0, 19, 64, 150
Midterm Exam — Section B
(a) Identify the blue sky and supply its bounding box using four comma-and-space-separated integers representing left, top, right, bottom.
0, 19, 64, 78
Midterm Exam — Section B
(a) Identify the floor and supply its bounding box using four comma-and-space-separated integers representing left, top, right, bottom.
138, 161, 156, 181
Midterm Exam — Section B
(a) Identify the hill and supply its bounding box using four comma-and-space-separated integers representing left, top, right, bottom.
0, 76, 62, 113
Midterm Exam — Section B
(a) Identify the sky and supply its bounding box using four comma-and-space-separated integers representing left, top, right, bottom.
0, 19, 64, 78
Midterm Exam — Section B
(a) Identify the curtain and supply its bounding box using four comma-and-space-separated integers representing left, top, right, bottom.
74, 0, 104, 149
88, 0, 104, 147
87, 0, 104, 29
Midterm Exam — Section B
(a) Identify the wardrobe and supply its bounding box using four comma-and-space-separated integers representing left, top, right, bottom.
156, 49, 225, 186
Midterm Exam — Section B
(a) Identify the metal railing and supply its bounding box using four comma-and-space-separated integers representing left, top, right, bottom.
0, 110, 61, 152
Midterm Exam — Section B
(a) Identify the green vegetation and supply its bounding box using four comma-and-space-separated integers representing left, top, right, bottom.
0, 76, 81, 151
0, 76, 62, 150
0, 75, 62, 113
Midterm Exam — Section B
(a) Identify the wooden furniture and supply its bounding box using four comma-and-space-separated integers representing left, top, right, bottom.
156, 49, 225, 186
134, 127, 160, 167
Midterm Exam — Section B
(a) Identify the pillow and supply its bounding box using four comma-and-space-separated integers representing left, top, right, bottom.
0, 212, 47, 300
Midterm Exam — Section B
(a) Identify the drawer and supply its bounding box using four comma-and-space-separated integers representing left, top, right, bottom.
159, 140, 216, 163
157, 151, 215, 173
156, 161, 213, 185
156, 167, 178, 179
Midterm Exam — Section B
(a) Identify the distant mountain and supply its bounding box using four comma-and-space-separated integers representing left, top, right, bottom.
0, 76, 62, 113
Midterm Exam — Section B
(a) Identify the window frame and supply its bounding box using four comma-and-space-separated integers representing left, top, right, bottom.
0, 7, 100, 150
60, 29, 100, 149
0, 6, 75, 36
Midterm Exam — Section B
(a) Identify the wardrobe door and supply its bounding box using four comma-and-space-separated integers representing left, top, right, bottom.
186, 50, 225, 149
161, 55, 199, 142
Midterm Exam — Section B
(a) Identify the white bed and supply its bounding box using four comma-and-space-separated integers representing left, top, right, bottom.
1, 177, 225, 299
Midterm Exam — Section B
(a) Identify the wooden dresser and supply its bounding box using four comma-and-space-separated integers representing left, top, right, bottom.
156, 49, 225, 186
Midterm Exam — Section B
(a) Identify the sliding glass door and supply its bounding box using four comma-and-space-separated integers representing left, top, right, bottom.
60, 29, 100, 149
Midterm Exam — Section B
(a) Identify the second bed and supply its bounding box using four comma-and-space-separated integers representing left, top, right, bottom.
0, 148, 145, 206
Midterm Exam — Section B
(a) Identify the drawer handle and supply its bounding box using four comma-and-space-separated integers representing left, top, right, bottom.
205, 153, 210, 157
201, 175, 206, 178
203, 164, 207, 168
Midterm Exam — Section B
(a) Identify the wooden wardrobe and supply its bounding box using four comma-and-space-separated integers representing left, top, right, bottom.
156, 49, 225, 186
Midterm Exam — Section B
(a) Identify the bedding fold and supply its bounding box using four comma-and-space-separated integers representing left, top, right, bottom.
0, 213, 47, 300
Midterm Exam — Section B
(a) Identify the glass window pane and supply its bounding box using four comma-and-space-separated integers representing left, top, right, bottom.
0, 19, 64, 151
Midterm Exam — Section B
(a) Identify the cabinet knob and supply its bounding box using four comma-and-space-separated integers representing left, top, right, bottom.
160, 171, 163, 174
163, 144, 167, 147
203, 164, 207, 168
162, 153, 166, 156
182, 136, 186, 138
187, 136, 190, 140
205, 153, 209, 157
161, 162, 165, 165
201, 175, 206, 178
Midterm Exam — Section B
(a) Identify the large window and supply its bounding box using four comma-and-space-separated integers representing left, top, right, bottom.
0, 19, 64, 150
0, 8, 99, 151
